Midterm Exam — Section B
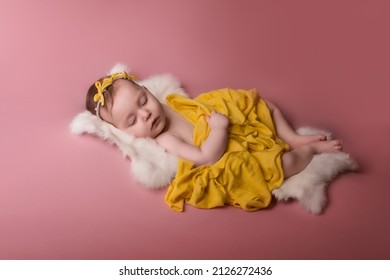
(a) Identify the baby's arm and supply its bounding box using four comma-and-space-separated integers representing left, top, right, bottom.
157, 112, 229, 166
202, 112, 229, 164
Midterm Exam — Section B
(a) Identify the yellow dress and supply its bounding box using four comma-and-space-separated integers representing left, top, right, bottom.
164, 88, 289, 212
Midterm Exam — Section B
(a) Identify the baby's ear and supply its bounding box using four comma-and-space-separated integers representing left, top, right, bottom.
108, 63, 130, 75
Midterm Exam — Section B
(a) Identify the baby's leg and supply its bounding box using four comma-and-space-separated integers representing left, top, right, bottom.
265, 99, 326, 149
282, 140, 342, 178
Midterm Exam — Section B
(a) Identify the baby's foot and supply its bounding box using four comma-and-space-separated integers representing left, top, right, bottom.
310, 139, 342, 154
288, 134, 326, 149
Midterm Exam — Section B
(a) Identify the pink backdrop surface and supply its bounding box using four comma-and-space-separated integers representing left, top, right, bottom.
0, 0, 389, 259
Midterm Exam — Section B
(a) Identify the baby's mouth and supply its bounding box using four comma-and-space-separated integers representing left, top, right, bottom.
151, 117, 159, 129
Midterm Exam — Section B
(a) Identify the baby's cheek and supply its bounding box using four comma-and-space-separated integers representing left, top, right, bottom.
134, 126, 151, 138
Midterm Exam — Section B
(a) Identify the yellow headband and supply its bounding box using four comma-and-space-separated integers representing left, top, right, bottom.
93, 71, 137, 117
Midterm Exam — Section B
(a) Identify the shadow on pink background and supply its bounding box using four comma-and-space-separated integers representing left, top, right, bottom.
0, 0, 389, 259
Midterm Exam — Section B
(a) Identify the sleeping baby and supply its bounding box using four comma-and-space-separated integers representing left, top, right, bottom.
85, 71, 342, 212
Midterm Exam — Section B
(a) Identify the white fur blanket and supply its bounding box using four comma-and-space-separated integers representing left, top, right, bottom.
70, 64, 358, 214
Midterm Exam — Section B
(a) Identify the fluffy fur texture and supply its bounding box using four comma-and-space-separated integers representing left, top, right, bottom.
70, 64, 358, 214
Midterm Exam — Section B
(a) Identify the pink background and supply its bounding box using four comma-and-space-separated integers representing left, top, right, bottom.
1, 0, 389, 259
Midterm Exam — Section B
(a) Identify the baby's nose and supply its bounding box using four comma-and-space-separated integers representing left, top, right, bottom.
139, 108, 151, 120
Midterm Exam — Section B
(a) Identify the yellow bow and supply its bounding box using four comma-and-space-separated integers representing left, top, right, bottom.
93, 71, 137, 107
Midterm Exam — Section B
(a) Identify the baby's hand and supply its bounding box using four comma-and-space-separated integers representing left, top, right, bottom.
206, 112, 229, 129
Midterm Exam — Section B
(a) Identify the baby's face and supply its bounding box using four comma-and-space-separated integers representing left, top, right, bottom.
99, 79, 166, 138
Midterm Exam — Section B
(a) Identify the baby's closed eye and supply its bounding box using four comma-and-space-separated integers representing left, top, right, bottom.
139, 95, 147, 106
128, 115, 136, 126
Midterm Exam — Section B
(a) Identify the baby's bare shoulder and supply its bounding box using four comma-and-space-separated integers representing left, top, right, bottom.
155, 132, 181, 151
